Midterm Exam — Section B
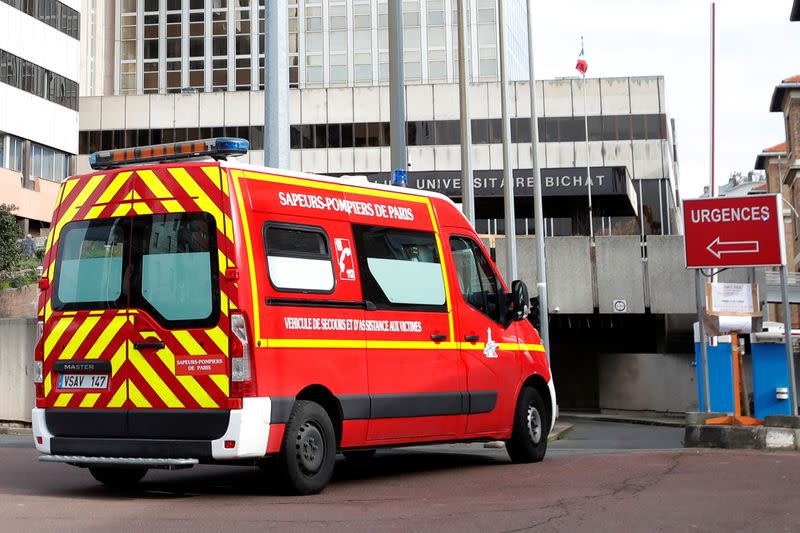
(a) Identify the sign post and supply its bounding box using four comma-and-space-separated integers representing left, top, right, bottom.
683, 194, 796, 418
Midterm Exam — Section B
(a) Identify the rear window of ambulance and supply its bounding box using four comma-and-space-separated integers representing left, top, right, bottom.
52, 213, 219, 328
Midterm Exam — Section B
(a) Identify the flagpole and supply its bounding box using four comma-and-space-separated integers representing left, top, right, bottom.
581, 37, 594, 242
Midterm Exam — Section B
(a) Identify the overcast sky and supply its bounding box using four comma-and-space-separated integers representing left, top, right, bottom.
527, 0, 800, 199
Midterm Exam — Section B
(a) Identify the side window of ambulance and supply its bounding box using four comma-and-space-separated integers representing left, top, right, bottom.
352, 225, 446, 311
263, 223, 335, 293
450, 236, 501, 322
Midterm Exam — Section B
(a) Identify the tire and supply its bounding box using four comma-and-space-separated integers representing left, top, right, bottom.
506, 387, 549, 463
342, 449, 376, 461
277, 400, 337, 495
88, 466, 147, 489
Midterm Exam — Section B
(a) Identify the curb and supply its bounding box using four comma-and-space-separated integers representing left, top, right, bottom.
559, 412, 685, 428
0, 424, 32, 436
549, 422, 573, 441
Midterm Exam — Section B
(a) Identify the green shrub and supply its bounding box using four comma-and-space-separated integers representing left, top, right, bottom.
0, 204, 23, 273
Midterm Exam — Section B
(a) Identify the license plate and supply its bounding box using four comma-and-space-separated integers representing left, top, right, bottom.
58, 374, 109, 390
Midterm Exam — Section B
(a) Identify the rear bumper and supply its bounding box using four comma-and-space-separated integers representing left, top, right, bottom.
32, 397, 271, 461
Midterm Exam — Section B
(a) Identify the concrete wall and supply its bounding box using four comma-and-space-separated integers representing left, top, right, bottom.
598, 352, 699, 413
545, 237, 593, 313
0, 318, 35, 423
647, 235, 696, 313
595, 236, 645, 313
0, 285, 39, 319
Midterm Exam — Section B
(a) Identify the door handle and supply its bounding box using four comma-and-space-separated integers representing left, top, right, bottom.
430, 334, 447, 342
464, 335, 480, 343
134, 340, 165, 351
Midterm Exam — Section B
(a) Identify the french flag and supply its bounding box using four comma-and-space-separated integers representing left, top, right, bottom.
575, 43, 588, 76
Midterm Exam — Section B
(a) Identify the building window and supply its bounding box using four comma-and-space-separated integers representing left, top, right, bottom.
212, 0, 228, 91
234, 1, 251, 91
0, 49, 78, 110
1, 0, 80, 39
142, 0, 159, 94
165, 0, 183, 92
7, 136, 24, 173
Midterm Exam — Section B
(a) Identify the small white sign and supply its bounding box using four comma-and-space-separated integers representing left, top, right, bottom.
613, 299, 628, 313
706, 282, 758, 316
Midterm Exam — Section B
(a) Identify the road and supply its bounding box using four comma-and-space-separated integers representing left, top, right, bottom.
1, 419, 798, 532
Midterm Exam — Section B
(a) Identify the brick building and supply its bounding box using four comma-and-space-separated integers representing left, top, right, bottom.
754, 73, 800, 325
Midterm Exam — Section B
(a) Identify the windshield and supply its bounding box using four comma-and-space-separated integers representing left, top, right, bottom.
53, 213, 219, 329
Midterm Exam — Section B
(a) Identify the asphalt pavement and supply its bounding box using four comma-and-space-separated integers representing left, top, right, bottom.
1, 419, 798, 532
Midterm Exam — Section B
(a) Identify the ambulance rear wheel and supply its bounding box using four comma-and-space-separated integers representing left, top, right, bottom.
88, 466, 148, 488
278, 400, 336, 495
506, 387, 549, 463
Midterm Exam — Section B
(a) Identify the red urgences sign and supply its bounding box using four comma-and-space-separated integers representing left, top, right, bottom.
682, 194, 786, 268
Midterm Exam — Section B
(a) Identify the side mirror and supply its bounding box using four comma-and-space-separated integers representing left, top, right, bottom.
510, 280, 530, 321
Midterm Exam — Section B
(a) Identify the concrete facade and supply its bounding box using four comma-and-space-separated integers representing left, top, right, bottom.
111, 0, 529, 96
0, 1, 81, 231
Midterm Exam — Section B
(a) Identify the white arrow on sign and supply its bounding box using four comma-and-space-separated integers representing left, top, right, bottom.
706, 237, 760, 259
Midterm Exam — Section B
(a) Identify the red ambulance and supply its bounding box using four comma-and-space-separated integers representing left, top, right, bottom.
32, 138, 556, 494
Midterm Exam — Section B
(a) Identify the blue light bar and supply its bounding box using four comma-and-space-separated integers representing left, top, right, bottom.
89, 137, 250, 170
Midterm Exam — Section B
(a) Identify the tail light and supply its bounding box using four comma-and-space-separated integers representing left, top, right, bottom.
34, 320, 44, 403
230, 311, 256, 397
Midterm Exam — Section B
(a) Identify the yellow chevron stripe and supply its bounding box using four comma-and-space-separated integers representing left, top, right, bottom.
60, 315, 102, 360
217, 249, 228, 275
84, 317, 126, 360
44, 316, 74, 360
136, 169, 186, 213
210, 374, 229, 396
152, 344, 220, 408
176, 375, 218, 408
85, 171, 131, 219
57, 179, 79, 208
54, 393, 72, 407
111, 197, 132, 217
79, 393, 101, 408
128, 349, 184, 408
206, 326, 228, 355
172, 331, 205, 354
107, 380, 127, 408
44, 372, 52, 397
131, 190, 154, 215
202, 166, 228, 196
50, 174, 107, 246
168, 167, 233, 239
110, 342, 126, 375
127, 380, 152, 408
220, 291, 231, 317
201, 167, 234, 243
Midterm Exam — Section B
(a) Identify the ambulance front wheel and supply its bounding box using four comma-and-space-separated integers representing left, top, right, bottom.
506, 387, 549, 463
88, 466, 148, 489
277, 400, 337, 495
